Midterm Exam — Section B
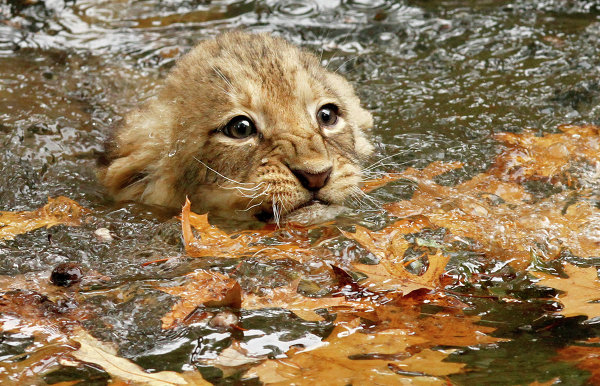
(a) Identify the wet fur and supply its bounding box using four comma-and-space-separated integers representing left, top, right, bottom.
98, 32, 374, 220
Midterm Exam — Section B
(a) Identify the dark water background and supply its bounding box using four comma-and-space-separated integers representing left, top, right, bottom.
1, 0, 600, 384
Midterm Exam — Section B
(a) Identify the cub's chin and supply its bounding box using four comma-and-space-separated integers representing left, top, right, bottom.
279, 202, 348, 225
252, 198, 346, 225
98, 32, 374, 223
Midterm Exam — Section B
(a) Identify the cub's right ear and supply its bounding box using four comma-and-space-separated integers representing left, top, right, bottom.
97, 102, 173, 203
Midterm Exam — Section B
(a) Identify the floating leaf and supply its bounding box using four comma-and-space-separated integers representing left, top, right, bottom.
181, 198, 304, 259
384, 127, 600, 267
244, 318, 463, 384
531, 264, 600, 318
157, 270, 241, 329
65, 328, 210, 385
361, 173, 405, 193
343, 217, 450, 293
242, 280, 370, 321
492, 124, 600, 184
0, 196, 88, 241
203, 341, 264, 376
556, 337, 600, 385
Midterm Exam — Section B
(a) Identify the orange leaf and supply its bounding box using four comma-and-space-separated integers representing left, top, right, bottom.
181, 198, 304, 259
531, 264, 600, 318
0, 197, 88, 241
242, 280, 371, 321
383, 126, 600, 267
343, 218, 450, 293
244, 318, 463, 384
556, 337, 600, 385
157, 270, 241, 329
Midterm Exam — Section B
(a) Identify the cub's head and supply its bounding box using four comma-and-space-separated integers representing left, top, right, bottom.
98, 32, 374, 222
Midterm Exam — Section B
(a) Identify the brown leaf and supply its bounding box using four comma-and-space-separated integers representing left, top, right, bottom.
0, 196, 88, 241
492, 124, 600, 184
181, 198, 305, 259
343, 218, 450, 293
157, 270, 241, 329
64, 328, 210, 385
383, 126, 600, 267
361, 173, 404, 193
242, 280, 370, 321
556, 337, 600, 385
203, 341, 264, 376
531, 264, 600, 318
0, 289, 80, 383
244, 318, 463, 384
370, 305, 502, 347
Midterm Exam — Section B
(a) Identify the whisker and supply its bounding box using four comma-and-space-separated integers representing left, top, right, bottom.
193, 157, 256, 186
363, 151, 413, 171
211, 65, 234, 90
237, 200, 264, 212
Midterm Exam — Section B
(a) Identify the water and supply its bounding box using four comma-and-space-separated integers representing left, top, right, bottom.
1, 0, 600, 384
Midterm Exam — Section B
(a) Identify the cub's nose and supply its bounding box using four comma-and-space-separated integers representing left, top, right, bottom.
291, 167, 332, 191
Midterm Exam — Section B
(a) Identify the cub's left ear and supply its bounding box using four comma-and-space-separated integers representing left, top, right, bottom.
353, 112, 375, 160
322, 71, 375, 159
354, 105, 374, 133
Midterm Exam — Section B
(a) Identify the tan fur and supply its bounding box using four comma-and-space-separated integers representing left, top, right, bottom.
98, 32, 374, 220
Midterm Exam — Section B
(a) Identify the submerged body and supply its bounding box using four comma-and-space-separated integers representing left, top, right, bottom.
98, 32, 374, 222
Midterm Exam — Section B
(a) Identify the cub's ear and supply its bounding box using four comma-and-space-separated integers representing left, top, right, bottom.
97, 102, 174, 203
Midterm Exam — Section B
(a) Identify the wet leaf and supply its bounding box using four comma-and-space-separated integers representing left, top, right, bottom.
181, 198, 304, 258
0, 196, 88, 241
342, 217, 450, 293
531, 264, 600, 318
156, 270, 241, 329
0, 290, 80, 383
203, 341, 264, 376
493, 124, 600, 184
244, 318, 463, 384
242, 280, 370, 321
361, 173, 404, 193
556, 337, 600, 385
384, 126, 600, 267
64, 328, 210, 385
368, 304, 503, 347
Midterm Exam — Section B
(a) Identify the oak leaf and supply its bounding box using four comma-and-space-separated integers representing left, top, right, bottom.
556, 337, 600, 385
492, 124, 600, 183
384, 127, 600, 266
0, 196, 87, 241
343, 218, 450, 293
244, 318, 463, 385
157, 270, 241, 329
181, 198, 306, 259
242, 280, 370, 321
203, 341, 264, 376
63, 328, 211, 385
531, 264, 600, 318
373, 304, 502, 347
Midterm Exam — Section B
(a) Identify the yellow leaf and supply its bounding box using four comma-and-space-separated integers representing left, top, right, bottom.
181, 198, 304, 259
66, 328, 210, 385
0, 197, 87, 241
156, 270, 241, 329
531, 264, 600, 318
244, 318, 462, 385
242, 280, 371, 321
343, 219, 450, 293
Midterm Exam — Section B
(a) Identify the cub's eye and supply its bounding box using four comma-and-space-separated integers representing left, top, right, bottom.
317, 104, 339, 127
222, 116, 257, 139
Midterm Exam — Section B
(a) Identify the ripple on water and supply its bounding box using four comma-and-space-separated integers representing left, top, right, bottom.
273, 0, 319, 17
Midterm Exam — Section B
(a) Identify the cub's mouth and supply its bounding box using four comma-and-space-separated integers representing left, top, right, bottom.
254, 198, 329, 223
254, 198, 347, 225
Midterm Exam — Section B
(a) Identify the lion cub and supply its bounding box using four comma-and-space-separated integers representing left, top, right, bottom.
98, 32, 374, 222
